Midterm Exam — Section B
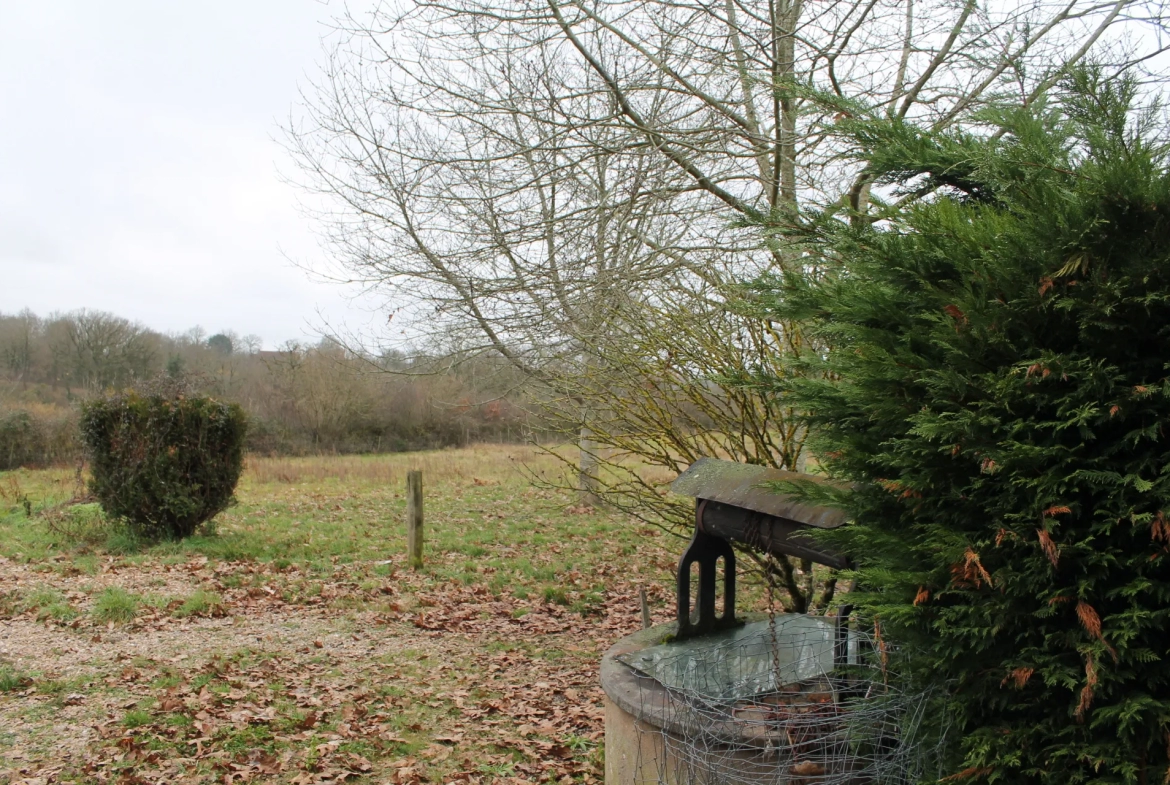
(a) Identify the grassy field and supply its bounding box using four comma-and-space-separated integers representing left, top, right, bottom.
0, 446, 686, 784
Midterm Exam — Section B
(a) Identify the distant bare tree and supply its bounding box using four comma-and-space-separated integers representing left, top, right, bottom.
0, 309, 41, 390
238, 334, 263, 355
46, 310, 158, 394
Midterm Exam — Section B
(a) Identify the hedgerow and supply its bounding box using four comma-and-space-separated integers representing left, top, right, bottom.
0, 408, 79, 469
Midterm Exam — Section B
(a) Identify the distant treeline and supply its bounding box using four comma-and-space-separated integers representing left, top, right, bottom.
0, 309, 542, 469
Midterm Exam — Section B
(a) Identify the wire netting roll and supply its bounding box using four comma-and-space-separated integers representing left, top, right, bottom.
616, 615, 934, 785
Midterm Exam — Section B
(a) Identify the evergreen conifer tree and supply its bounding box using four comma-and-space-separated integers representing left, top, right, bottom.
753, 72, 1170, 783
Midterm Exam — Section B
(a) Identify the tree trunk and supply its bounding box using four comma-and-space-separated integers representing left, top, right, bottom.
773, 0, 801, 209
578, 416, 601, 507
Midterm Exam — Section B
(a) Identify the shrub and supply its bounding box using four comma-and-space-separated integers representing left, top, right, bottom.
756, 73, 1170, 782
80, 389, 246, 539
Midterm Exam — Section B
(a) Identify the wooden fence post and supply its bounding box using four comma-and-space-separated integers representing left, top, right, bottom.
407, 470, 423, 569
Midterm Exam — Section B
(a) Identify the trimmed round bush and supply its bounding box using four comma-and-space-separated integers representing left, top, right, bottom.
80, 391, 246, 539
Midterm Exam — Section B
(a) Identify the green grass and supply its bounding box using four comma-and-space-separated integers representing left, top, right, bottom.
165, 713, 193, 728
92, 587, 141, 624
0, 663, 32, 692
221, 724, 276, 754
479, 760, 517, 777
174, 590, 223, 618
152, 673, 184, 690
570, 590, 605, 616
189, 673, 215, 692
21, 586, 79, 622
103, 526, 145, 555
0, 448, 692, 650
541, 585, 570, 606
34, 674, 91, 705
0, 447, 659, 577
122, 709, 152, 728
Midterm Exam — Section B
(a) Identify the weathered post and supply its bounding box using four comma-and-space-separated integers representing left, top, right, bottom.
406, 470, 423, 569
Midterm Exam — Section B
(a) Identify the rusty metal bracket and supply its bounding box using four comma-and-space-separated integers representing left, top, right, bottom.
676, 500, 741, 639
671, 458, 855, 641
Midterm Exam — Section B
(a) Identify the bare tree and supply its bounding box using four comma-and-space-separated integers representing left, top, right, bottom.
261, 341, 376, 449
291, 0, 1169, 608
290, 21, 710, 501
0, 309, 41, 390
46, 310, 158, 394
513, 0, 1167, 217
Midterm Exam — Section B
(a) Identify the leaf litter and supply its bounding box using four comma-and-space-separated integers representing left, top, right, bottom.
0, 519, 676, 784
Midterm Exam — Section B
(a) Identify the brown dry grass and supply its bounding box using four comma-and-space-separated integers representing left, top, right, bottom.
244, 444, 564, 487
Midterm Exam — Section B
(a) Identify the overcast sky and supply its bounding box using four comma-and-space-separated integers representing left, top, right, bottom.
0, 1, 384, 348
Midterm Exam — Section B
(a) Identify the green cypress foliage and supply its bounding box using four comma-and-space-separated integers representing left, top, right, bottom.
753, 73, 1170, 782
80, 391, 246, 540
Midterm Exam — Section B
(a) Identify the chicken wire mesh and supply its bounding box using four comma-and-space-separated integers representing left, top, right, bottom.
614, 614, 935, 785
